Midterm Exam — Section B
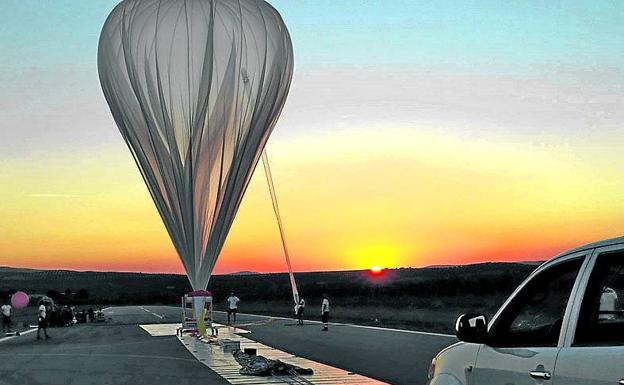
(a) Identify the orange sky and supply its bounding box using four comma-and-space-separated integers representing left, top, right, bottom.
2, 126, 624, 274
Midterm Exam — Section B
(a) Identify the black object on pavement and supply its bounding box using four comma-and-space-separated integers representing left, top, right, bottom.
233, 350, 313, 376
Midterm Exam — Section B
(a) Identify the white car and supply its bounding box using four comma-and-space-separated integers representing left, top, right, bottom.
428, 236, 624, 385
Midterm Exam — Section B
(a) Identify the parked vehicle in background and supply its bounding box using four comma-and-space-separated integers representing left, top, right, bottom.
428, 236, 624, 385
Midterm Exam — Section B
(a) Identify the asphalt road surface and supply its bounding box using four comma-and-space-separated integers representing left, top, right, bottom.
0, 306, 456, 385
109, 305, 456, 384
0, 307, 229, 385
216, 311, 456, 385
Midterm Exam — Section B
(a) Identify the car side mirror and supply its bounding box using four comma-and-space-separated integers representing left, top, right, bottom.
455, 313, 488, 344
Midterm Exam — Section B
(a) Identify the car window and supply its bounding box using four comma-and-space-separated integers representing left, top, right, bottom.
489, 257, 583, 347
574, 251, 624, 346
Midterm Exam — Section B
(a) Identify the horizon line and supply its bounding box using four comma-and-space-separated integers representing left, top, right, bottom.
0, 260, 545, 276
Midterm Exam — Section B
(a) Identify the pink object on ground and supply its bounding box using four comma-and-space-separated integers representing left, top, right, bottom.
11, 291, 29, 309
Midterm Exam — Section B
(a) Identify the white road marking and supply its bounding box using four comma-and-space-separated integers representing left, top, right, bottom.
0, 328, 38, 343
139, 306, 164, 319
140, 324, 178, 336
213, 310, 456, 338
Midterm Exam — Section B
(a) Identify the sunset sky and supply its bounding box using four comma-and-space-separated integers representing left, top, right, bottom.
1, 1, 624, 274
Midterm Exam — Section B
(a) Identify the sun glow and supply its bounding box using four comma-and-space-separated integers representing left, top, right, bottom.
345, 241, 409, 270
3, 127, 624, 273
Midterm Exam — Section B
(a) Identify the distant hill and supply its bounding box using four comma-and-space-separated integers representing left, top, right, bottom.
0, 262, 542, 333
0, 266, 42, 274
0, 262, 537, 305
426, 261, 544, 269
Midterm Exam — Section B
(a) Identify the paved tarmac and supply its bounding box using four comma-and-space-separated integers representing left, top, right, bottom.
0, 306, 456, 385
0, 312, 229, 385
219, 312, 456, 385
108, 305, 456, 384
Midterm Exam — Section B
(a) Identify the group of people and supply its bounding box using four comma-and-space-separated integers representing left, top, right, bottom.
1, 299, 107, 340
1, 300, 51, 339
226, 293, 331, 331
297, 294, 330, 330
5, 291, 334, 338
2, 299, 55, 340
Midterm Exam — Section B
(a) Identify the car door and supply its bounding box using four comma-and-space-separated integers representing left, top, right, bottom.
554, 245, 624, 385
472, 253, 588, 385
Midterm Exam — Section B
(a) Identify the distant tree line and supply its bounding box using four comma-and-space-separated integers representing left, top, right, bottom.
0, 263, 537, 309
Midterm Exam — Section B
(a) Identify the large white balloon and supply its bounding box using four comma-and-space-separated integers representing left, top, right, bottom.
98, 0, 293, 289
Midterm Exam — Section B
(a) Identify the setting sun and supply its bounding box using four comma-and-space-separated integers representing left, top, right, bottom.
370, 265, 383, 274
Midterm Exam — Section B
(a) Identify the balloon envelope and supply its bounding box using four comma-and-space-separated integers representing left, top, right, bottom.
98, 0, 293, 289
11, 291, 29, 309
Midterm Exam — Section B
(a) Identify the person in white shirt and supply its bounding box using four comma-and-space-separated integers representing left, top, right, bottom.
37, 301, 50, 340
296, 298, 305, 326
1, 302, 11, 333
321, 294, 330, 331
227, 293, 240, 325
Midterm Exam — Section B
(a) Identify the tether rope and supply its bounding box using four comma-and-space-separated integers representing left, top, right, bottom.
261, 150, 300, 306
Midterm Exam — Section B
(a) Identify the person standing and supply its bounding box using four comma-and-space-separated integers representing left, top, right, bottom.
227, 293, 240, 325
296, 298, 305, 325
37, 301, 50, 340
1, 301, 11, 333
321, 294, 330, 331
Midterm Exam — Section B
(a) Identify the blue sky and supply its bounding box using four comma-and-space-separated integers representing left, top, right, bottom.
0, 0, 622, 167
2, 1, 623, 71
278, 0, 624, 72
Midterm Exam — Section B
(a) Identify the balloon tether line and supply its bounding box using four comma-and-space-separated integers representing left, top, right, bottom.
261, 149, 300, 305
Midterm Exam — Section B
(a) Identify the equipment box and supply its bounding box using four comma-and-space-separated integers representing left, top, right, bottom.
219, 339, 240, 353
